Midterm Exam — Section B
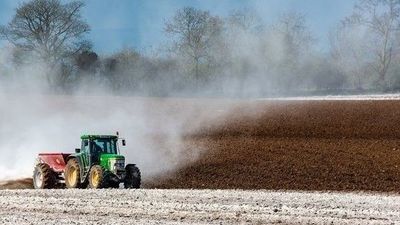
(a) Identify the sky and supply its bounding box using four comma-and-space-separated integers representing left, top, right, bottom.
0, 0, 357, 54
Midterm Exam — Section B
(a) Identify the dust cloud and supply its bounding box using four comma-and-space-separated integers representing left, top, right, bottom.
0, 93, 209, 182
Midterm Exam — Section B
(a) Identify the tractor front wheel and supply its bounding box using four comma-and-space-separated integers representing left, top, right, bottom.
33, 163, 56, 189
65, 158, 81, 188
124, 164, 141, 189
89, 165, 105, 189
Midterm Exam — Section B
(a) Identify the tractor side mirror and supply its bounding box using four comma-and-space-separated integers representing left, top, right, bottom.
75, 148, 81, 153
122, 139, 126, 146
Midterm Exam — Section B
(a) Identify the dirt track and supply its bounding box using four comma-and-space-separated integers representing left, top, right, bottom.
1, 189, 400, 224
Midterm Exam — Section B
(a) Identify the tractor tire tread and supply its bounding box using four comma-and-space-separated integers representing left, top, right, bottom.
34, 163, 56, 189
124, 164, 141, 189
89, 165, 106, 189
65, 158, 82, 189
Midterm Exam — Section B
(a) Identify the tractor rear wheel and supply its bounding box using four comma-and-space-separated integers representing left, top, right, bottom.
124, 164, 141, 189
33, 163, 56, 189
65, 158, 81, 188
89, 165, 105, 189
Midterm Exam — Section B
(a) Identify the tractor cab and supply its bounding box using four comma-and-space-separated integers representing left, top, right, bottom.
80, 135, 119, 164
77, 135, 125, 174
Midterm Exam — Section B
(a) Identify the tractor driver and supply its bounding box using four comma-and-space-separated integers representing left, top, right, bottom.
90, 141, 104, 162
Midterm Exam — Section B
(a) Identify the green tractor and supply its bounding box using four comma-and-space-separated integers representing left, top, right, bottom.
33, 134, 141, 189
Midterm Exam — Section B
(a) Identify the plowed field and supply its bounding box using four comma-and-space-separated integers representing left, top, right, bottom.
3, 99, 400, 192
149, 100, 400, 192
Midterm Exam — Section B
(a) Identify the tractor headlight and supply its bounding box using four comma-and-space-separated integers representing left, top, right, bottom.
112, 159, 125, 171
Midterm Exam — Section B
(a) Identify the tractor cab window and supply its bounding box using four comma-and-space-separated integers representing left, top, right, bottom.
82, 140, 89, 152
90, 138, 118, 155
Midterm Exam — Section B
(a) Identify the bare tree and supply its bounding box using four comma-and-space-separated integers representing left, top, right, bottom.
273, 12, 315, 62
0, 0, 90, 85
227, 8, 263, 33
270, 12, 315, 90
224, 9, 265, 96
345, 0, 400, 87
330, 24, 372, 90
165, 7, 223, 82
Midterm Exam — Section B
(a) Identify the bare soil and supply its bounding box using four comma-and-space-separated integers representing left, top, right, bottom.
0, 178, 32, 190
149, 100, 400, 192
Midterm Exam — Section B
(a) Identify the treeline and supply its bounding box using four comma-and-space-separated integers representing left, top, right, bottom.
1, 0, 400, 97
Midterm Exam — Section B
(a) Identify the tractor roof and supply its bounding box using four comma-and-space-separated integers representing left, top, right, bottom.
80, 134, 118, 140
